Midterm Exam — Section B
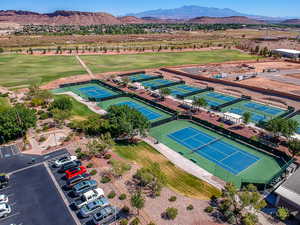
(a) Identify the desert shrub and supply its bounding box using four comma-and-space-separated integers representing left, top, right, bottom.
168, 196, 177, 202
204, 206, 214, 213
130, 217, 140, 225
276, 207, 289, 221
101, 176, 111, 183
122, 205, 130, 214
107, 191, 116, 199
164, 207, 178, 220
104, 154, 112, 159
87, 163, 93, 168
39, 136, 46, 142
119, 193, 127, 200
89, 169, 97, 176
119, 219, 128, 225
186, 204, 194, 211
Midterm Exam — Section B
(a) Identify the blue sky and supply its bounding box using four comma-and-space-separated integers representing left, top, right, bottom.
1, 0, 299, 17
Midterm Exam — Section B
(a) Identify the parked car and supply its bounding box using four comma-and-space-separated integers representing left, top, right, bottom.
54, 155, 77, 167
58, 160, 81, 173
92, 206, 117, 225
79, 197, 110, 218
66, 173, 91, 189
65, 166, 87, 180
0, 195, 8, 204
74, 188, 104, 209
0, 203, 11, 218
72, 180, 97, 197
0, 175, 8, 189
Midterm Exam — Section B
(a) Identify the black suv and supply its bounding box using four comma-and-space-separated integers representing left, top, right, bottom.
0, 175, 9, 189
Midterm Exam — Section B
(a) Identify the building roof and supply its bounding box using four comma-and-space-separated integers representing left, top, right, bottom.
275, 168, 300, 206
274, 49, 300, 54
223, 112, 242, 120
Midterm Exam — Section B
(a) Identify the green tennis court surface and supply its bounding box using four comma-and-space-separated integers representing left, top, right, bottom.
150, 120, 283, 187
222, 100, 286, 123
98, 97, 172, 122
128, 74, 154, 82
141, 79, 176, 89
52, 83, 119, 100
290, 114, 300, 134
187, 91, 237, 107
168, 84, 203, 97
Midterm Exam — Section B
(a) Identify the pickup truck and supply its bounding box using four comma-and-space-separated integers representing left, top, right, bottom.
54, 155, 77, 168
65, 166, 87, 180
74, 188, 104, 209
66, 173, 91, 189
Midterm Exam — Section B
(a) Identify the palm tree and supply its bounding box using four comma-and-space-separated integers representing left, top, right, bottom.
192, 97, 208, 111
243, 112, 252, 125
159, 88, 171, 101
288, 138, 300, 158
130, 192, 145, 216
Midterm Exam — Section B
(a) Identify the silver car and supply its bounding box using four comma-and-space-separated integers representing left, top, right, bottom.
0, 203, 11, 218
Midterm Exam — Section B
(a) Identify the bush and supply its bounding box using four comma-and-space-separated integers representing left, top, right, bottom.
168, 196, 177, 202
130, 217, 140, 225
119, 219, 128, 225
186, 204, 194, 211
104, 154, 112, 159
101, 176, 111, 183
122, 205, 130, 214
107, 191, 116, 199
39, 112, 50, 120
75, 148, 82, 153
164, 207, 178, 220
204, 206, 214, 213
119, 193, 127, 200
86, 163, 93, 168
39, 136, 46, 142
89, 169, 97, 176
276, 207, 289, 221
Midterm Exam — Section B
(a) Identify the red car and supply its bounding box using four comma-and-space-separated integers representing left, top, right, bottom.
65, 166, 87, 180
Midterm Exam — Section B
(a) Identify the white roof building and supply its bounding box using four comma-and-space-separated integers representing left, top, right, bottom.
272, 49, 300, 58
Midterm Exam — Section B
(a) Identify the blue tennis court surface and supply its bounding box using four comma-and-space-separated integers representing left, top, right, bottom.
129, 74, 153, 82
168, 84, 201, 96
243, 102, 283, 115
79, 86, 116, 99
188, 91, 237, 107
142, 79, 176, 89
206, 92, 236, 102
168, 127, 259, 175
116, 101, 162, 121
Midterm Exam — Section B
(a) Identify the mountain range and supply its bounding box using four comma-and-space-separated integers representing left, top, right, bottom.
0, 6, 298, 26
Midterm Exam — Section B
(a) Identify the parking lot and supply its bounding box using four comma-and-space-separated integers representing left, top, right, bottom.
0, 146, 79, 225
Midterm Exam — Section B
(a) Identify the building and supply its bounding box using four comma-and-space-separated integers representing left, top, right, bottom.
272, 49, 300, 58
275, 167, 300, 221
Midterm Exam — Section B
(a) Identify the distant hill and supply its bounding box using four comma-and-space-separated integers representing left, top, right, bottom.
188, 16, 265, 24
281, 19, 300, 24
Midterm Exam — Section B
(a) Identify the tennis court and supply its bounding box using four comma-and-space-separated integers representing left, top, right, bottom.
187, 91, 237, 107
150, 120, 283, 188
98, 97, 172, 122
222, 100, 286, 123
52, 83, 119, 100
128, 74, 154, 82
168, 127, 259, 175
141, 79, 177, 89
168, 84, 202, 97
290, 114, 300, 134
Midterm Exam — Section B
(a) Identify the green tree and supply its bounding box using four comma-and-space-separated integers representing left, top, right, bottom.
87, 133, 115, 157
107, 105, 150, 141
288, 138, 300, 158
243, 112, 251, 124
192, 97, 208, 110
276, 207, 289, 221
50, 96, 72, 111
52, 108, 70, 126
0, 105, 36, 143
121, 77, 130, 87
0, 48, 4, 53
130, 192, 145, 215
159, 88, 171, 100
242, 213, 258, 225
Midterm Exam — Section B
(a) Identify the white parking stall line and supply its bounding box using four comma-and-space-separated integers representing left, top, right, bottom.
0, 149, 3, 159
0, 212, 20, 222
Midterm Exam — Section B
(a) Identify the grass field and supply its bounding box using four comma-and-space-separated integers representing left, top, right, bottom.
53, 94, 97, 121
81, 49, 257, 74
115, 141, 220, 199
150, 120, 283, 188
0, 97, 10, 110
0, 54, 85, 88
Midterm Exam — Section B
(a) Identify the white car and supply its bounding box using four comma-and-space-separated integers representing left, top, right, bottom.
74, 188, 104, 209
54, 155, 77, 167
0, 203, 11, 218
0, 195, 8, 204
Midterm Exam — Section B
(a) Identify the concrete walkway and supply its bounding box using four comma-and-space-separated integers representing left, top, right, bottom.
75, 55, 95, 79
144, 137, 225, 190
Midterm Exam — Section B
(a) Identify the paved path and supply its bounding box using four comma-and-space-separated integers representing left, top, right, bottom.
75, 55, 95, 79
258, 69, 300, 85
